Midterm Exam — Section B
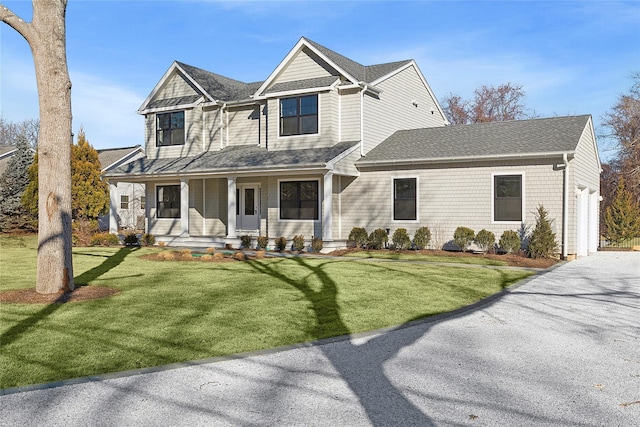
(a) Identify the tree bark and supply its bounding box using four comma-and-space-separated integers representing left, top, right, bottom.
1, 0, 74, 293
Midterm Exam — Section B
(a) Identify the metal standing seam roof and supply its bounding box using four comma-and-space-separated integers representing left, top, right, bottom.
358, 115, 592, 165
104, 141, 360, 178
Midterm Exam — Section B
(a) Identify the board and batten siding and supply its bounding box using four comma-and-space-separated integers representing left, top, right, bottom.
340, 160, 564, 248
363, 65, 445, 154
274, 47, 334, 84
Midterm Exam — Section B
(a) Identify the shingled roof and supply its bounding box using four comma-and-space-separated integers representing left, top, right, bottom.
358, 115, 592, 166
97, 145, 144, 171
176, 61, 263, 102
106, 141, 359, 178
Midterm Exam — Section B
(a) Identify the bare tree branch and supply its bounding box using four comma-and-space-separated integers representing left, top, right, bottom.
0, 3, 32, 42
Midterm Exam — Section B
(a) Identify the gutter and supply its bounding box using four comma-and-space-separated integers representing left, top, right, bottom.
357, 151, 575, 167
563, 152, 569, 259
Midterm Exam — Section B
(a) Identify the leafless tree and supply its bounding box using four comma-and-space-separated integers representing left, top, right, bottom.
1, 0, 74, 294
0, 116, 40, 148
441, 83, 531, 125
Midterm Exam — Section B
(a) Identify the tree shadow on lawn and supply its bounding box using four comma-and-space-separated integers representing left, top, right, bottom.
0, 247, 135, 348
244, 257, 526, 426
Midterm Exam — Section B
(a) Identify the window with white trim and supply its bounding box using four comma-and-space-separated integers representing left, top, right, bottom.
280, 95, 318, 136
120, 195, 129, 210
157, 185, 180, 218
494, 174, 522, 222
393, 178, 417, 221
156, 111, 185, 146
279, 180, 319, 220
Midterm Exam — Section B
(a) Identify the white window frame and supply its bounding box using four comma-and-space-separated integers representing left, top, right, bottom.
120, 195, 129, 210
391, 176, 419, 223
491, 172, 525, 224
277, 178, 321, 222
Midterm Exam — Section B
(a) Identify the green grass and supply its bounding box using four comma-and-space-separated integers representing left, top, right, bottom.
341, 250, 508, 266
0, 235, 532, 389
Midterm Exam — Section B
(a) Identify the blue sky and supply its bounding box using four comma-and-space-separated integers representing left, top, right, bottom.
1, 1, 639, 161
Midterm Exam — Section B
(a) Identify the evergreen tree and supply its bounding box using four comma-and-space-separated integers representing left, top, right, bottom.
528, 205, 558, 259
0, 135, 35, 230
22, 128, 109, 221
604, 178, 640, 244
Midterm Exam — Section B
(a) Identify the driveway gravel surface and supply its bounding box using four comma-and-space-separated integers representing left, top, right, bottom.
1, 251, 638, 426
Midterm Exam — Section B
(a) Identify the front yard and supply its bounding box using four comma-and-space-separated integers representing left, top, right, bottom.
0, 235, 533, 389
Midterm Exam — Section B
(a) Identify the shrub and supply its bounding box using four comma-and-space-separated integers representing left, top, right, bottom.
240, 235, 252, 248
90, 232, 120, 247
123, 233, 139, 246
528, 205, 558, 259
453, 227, 475, 252
292, 235, 305, 251
158, 241, 166, 247
348, 227, 368, 248
275, 236, 287, 251
141, 233, 155, 246
257, 236, 269, 249
206, 247, 216, 255
311, 237, 323, 252
72, 219, 99, 246
499, 230, 521, 254
368, 228, 389, 250
413, 226, 431, 250
474, 229, 496, 253
233, 252, 246, 261
391, 228, 411, 250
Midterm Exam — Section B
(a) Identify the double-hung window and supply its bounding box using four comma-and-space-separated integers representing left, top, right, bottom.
280, 95, 318, 136
156, 111, 185, 146
494, 174, 523, 222
393, 178, 417, 221
120, 195, 129, 210
280, 180, 319, 220
157, 185, 180, 218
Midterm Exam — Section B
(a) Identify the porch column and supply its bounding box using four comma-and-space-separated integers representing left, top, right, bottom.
109, 180, 119, 235
323, 172, 333, 241
180, 178, 189, 237
227, 175, 237, 238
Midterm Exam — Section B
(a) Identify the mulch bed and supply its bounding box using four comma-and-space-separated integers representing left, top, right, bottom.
0, 286, 120, 304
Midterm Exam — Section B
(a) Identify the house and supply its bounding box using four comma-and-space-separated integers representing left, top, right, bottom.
97, 145, 146, 230
104, 37, 600, 258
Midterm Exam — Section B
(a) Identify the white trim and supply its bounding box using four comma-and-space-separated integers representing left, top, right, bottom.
263, 85, 335, 99
391, 176, 420, 223
142, 100, 202, 115
277, 177, 321, 223
357, 151, 574, 167
154, 110, 187, 148
491, 172, 526, 225
236, 182, 262, 233
100, 146, 145, 172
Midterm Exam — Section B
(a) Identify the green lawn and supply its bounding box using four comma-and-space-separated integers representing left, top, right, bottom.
0, 235, 532, 389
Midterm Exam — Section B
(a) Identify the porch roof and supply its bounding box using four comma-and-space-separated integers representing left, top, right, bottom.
104, 141, 360, 179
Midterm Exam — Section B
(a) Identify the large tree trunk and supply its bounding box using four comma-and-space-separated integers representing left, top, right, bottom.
1, 0, 74, 293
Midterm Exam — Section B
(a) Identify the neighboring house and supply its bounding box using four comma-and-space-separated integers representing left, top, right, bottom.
0, 146, 19, 179
104, 37, 600, 258
97, 145, 146, 230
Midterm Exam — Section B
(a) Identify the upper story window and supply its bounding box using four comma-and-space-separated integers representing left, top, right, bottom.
494, 174, 523, 222
280, 94, 318, 136
393, 178, 417, 221
156, 111, 185, 146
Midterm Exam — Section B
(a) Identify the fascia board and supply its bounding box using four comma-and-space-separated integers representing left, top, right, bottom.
263, 85, 336, 99
173, 63, 216, 103
357, 151, 576, 168
583, 115, 602, 170
325, 143, 361, 168
140, 98, 204, 115
101, 147, 146, 172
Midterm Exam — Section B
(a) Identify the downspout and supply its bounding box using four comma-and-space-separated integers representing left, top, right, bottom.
360, 84, 367, 156
563, 153, 569, 259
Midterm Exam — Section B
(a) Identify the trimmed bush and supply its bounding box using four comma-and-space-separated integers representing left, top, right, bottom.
311, 237, 323, 252
413, 226, 431, 250
90, 232, 120, 247
141, 233, 155, 246
292, 235, 305, 252
348, 227, 368, 248
240, 235, 252, 249
474, 229, 496, 253
453, 227, 475, 252
528, 205, 558, 259
368, 228, 389, 250
275, 236, 287, 251
392, 228, 411, 250
257, 236, 269, 250
123, 233, 139, 246
499, 230, 521, 254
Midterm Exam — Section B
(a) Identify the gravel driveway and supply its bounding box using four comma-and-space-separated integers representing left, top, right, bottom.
1, 251, 638, 426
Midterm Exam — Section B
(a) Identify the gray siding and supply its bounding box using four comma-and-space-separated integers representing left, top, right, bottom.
363, 65, 445, 154
340, 160, 564, 249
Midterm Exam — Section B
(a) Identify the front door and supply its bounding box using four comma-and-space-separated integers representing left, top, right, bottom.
237, 184, 260, 232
